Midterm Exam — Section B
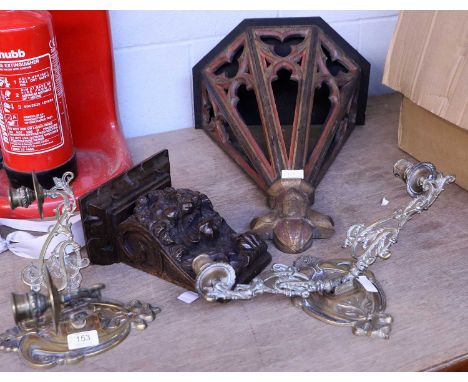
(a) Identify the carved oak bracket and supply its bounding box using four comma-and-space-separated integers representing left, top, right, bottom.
79, 150, 271, 291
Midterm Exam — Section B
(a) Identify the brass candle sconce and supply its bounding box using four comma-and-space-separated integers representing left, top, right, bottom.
0, 270, 160, 368
192, 160, 455, 339
193, 18, 370, 253
3, 172, 161, 368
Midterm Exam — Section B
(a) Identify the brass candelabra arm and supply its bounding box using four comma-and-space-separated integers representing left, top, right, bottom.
193, 159, 455, 339
343, 159, 455, 279
195, 255, 339, 302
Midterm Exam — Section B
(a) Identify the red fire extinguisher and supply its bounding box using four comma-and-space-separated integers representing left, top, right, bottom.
0, 10, 76, 189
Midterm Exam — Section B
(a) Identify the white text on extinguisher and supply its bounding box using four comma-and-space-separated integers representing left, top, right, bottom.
0, 50, 26, 59
0, 106, 8, 144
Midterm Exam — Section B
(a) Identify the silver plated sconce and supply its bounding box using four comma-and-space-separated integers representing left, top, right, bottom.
193, 18, 371, 254
193, 159, 455, 339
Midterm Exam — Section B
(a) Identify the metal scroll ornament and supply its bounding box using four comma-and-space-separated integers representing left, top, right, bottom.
193, 18, 370, 253
0, 270, 160, 368
193, 159, 455, 339
8, 172, 89, 292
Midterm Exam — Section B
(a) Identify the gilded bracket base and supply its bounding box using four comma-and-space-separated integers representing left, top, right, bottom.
250, 179, 334, 253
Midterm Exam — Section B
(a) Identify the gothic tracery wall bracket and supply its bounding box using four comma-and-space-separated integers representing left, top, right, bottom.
193, 18, 370, 253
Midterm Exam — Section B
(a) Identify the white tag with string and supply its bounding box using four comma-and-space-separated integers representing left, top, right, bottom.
381, 197, 390, 206
177, 291, 199, 304
357, 276, 379, 293
281, 169, 304, 179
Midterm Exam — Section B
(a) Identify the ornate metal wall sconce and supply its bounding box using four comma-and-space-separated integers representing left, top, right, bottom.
80, 150, 271, 291
8, 172, 88, 292
193, 159, 455, 339
0, 270, 160, 368
193, 18, 370, 253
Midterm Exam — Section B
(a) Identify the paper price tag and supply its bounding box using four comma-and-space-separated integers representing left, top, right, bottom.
281, 169, 304, 179
67, 330, 99, 350
357, 276, 379, 293
177, 291, 199, 304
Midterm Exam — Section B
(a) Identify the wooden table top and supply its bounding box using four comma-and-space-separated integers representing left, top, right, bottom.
0, 93, 467, 371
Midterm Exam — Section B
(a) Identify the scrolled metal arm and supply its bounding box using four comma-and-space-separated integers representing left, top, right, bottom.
343, 160, 455, 280
195, 160, 455, 302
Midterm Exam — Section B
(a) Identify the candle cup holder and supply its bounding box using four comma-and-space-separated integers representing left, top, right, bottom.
193, 159, 455, 339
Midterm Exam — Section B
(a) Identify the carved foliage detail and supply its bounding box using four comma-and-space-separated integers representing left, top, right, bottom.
123, 188, 269, 282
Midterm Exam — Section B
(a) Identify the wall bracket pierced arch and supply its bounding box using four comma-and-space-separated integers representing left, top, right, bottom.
193, 17, 370, 253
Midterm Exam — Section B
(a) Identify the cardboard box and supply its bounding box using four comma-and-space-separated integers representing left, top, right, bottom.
383, 10, 468, 190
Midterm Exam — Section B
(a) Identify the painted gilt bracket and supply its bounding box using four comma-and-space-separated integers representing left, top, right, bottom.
193, 18, 370, 253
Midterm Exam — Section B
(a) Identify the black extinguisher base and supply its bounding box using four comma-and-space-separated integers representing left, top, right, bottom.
4, 153, 78, 190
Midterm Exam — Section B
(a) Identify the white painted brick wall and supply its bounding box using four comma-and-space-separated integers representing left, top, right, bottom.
109, 10, 399, 138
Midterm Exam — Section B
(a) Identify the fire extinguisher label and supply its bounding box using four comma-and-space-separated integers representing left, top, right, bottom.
0, 53, 64, 155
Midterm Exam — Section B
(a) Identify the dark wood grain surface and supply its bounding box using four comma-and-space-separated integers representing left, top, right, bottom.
0, 93, 467, 371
